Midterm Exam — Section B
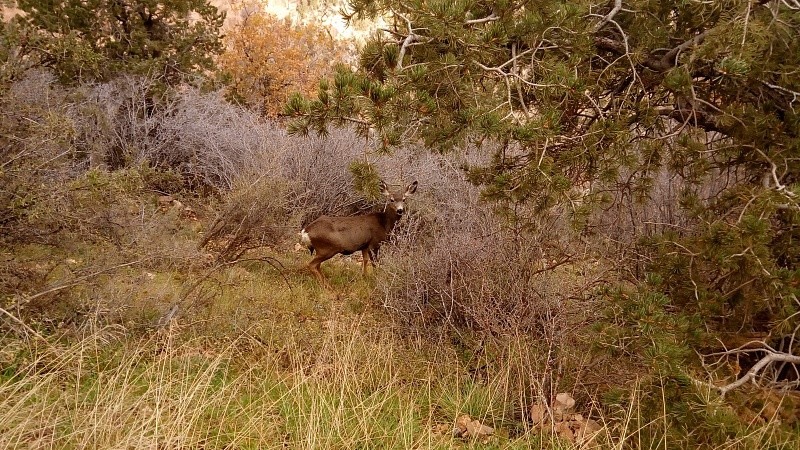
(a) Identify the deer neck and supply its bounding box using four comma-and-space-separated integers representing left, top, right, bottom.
380, 206, 402, 232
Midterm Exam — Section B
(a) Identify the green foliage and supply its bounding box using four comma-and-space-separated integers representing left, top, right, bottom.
349, 160, 382, 200
286, 2, 800, 324
13, 0, 225, 84
595, 281, 734, 447
596, 277, 695, 373
0, 21, 36, 88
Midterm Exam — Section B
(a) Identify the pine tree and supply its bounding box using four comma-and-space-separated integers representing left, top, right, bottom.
285, 0, 800, 396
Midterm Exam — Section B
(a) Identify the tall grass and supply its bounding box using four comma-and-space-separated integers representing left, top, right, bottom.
0, 313, 549, 449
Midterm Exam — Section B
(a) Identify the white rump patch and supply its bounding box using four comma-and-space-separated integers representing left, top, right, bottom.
299, 229, 311, 247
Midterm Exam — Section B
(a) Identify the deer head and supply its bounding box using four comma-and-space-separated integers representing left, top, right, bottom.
380, 179, 418, 217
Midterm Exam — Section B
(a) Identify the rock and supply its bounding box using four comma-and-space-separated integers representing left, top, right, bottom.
574, 418, 603, 444
453, 415, 494, 439
554, 392, 576, 412
466, 419, 494, 437
158, 195, 173, 207
181, 206, 197, 220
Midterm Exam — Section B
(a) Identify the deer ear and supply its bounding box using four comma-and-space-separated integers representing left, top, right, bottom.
404, 181, 418, 196
379, 180, 391, 196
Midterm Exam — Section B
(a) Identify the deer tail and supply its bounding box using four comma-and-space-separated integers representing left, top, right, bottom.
299, 229, 314, 255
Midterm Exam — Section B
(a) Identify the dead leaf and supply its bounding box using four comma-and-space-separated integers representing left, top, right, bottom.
158, 195, 173, 207
555, 421, 575, 442
466, 419, 494, 437
453, 415, 494, 439
530, 403, 548, 426
453, 414, 471, 437
432, 423, 450, 436
574, 418, 603, 444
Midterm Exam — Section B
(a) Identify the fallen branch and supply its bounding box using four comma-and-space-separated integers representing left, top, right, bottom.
14, 258, 149, 307
717, 350, 800, 397
0, 306, 52, 346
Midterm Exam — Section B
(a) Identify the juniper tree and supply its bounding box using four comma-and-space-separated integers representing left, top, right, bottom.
286, 0, 800, 394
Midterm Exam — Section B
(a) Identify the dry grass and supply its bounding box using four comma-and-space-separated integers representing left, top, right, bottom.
3, 248, 797, 449
0, 280, 550, 449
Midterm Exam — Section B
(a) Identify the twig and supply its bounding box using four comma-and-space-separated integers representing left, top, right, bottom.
16, 259, 149, 306
755, 147, 797, 198
397, 33, 417, 71
156, 256, 291, 328
761, 80, 800, 112
465, 14, 498, 25
0, 306, 52, 346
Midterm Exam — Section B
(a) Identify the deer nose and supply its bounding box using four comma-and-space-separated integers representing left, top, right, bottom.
396, 207, 404, 215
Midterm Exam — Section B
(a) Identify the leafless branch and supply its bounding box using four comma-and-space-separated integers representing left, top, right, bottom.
755, 147, 797, 199
717, 350, 800, 396
14, 259, 149, 307
594, 30, 708, 72
593, 0, 623, 32
0, 307, 52, 346
779, 0, 800, 10
659, 30, 709, 69
397, 33, 417, 71
392, 9, 427, 71
465, 14, 499, 25
761, 80, 800, 111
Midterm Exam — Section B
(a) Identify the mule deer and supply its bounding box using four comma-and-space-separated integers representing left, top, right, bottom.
299, 180, 418, 289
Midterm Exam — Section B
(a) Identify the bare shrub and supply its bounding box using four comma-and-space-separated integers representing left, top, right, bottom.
199, 177, 292, 261
270, 127, 372, 223
1, 70, 83, 243
363, 141, 593, 334
379, 221, 595, 331
374, 173, 605, 408
69, 76, 274, 191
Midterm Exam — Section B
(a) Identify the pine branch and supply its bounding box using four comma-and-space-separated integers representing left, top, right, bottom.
593, 32, 707, 72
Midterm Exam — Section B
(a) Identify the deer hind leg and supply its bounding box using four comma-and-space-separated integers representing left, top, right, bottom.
308, 252, 336, 290
361, 249, 373, 275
